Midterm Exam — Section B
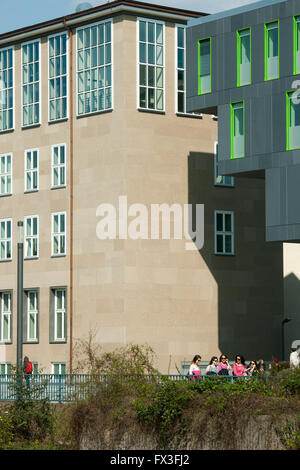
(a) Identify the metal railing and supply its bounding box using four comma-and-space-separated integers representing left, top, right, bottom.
0, 373, 278, 403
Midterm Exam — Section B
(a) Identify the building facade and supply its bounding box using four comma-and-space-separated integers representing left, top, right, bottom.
0, 0, 283, 374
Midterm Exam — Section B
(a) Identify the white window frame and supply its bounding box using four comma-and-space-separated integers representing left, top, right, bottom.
214, 142, 234, 187
0, 153, 12, 196
26, 290, 38, 342
175, 24, 202, 117
51, 143, 66, 188
0, 46, 14, 132
0, 291, 12, 342
214, 210, 234, 256
21, 39, 41, 128
76, 19, 113, 117
0, 218, 12, 261
24, 148, 39, 192
51, 212, 66, 257
24, 215, 39, 259
52, 362, 66, 375
48, 31, 68, 122
54, 288, 66, 341
137, 17, 165, 112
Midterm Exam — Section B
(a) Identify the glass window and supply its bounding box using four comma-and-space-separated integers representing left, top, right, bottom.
214, 143, 234, 186
214, 211, 234, 255
0, 153, 12, 195
0, 219, 12, 261
52, 144, 66, 188
22, 40, 40, 126
265, 21, 279, 81
52, 212, 66, 256
26, 290, 38, 341
54, 289, 66, 341
0, 46, 14, 131
24, 215, 38, 258
230, 101, 244, 159
52, 362, 66, 374
0, 292, 12, 342
287, 91, 300, 150
24, 149, 38, 192
198, 38, 211, 95
77, 20, 112, 116
294, 16, 300, 75
237, 28, 251, 86
138, 19, 164, 111
49, 33, 68, 121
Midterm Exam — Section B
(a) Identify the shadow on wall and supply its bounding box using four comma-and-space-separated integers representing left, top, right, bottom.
284, 272, 300, 359
187, 151, 283, 361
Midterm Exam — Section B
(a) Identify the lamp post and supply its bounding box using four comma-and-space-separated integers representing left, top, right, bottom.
281, 318, 292, 361
17, 221, 23, 374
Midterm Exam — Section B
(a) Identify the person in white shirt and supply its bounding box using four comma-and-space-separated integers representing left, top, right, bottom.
189, 355, 202, 377
290, 348, 300, 368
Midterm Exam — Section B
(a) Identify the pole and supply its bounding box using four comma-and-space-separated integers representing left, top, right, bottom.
17, 221, 23, 374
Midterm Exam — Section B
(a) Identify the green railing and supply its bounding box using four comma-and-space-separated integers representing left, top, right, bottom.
0, 373, 277, 403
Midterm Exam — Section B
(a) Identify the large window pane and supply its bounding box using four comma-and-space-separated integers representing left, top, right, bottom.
198, 38, 211, 94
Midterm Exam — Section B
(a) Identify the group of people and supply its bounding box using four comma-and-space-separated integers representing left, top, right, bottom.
189, 354, 267, 378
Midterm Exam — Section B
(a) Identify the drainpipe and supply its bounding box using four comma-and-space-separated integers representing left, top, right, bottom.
64, 19, 74, 373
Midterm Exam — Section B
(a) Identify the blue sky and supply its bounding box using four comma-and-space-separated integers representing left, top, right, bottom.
0, 0, 262, 34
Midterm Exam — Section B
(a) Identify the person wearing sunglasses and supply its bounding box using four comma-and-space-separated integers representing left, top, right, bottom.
245, 360, 258, 376
205, 356, 218, 375
217, 354, 232, 376
189, 355, 202, 381
233, 355, 246, 377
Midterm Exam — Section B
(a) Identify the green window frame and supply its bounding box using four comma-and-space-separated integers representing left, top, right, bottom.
286, 91, 300, 150
264, 20, 279, 81
237, 28, 251, 87
198, 37, 211, 95
293, 16, 300, 75
230, 101, 245, 159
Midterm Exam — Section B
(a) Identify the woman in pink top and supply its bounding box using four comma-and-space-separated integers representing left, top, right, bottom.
217, 354, 232, 376
189, 355, 201, 381
233, 355, 246, 377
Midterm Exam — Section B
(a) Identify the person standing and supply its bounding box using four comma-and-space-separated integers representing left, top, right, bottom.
23, 356, 33, 387
233, 355, 246, 377
217, 354, 232, 376
290, 347, 300, 368
189, 355, 202, 381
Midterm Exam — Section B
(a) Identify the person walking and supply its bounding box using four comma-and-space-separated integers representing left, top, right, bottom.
205, 356, 218, 375
233, 355, 246, 378
217, 354, 232, 376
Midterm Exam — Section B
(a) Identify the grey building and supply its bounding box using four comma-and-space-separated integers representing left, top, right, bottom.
186, 0, 300, 242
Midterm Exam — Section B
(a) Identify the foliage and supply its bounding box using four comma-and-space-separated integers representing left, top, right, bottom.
0, 408, 14, 448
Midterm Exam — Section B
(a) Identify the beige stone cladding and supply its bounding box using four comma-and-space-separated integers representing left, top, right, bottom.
0, 7, 283, 373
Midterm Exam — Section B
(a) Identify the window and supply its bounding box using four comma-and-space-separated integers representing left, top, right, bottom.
52, 363, 66, 375
230, 101, 244, 159
24, 149, 38, 192
25, 290, 38, 342
237, 28, 251, 86
24, 215, 38, 258
286, 91, 300, 150
49, 33, 68, 121
52, 144, 66, 188
138, 18, 164, 111
215, 211, 234, 255
214, 143, 234, 186
294, 16, 300, 75
51, 212, 66, 256
0, 219, 12, 261
53, 289, 66, 342
0, 153, 12, 195
198, 37, 211, 95
77, 20, 112, 116
264, 21, 279, 81
0, 292, 12, 342
0, 46, 14, 131
0, 363, 11, 374
22, 40, 40, 126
